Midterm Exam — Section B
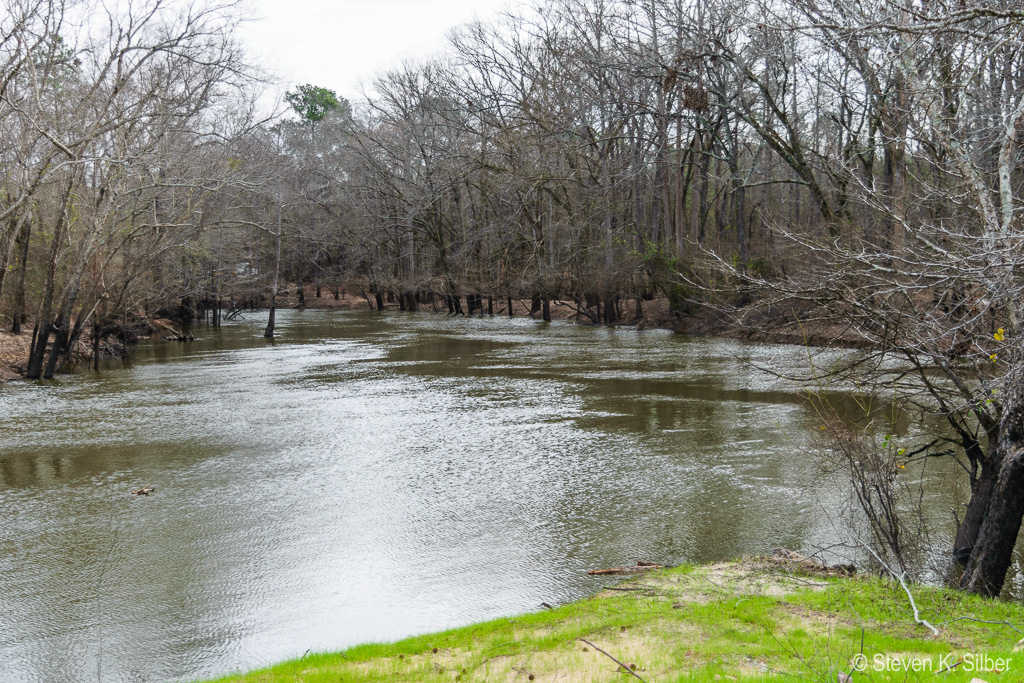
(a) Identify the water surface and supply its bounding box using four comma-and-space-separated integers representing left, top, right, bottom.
0, 310, 976, 682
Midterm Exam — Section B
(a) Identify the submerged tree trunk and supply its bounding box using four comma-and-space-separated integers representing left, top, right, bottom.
56, 302, 92, 374
27, 188, 72, 379
603, 297, 618, 324
264, 204, 282, 339
296, 274, 306, 309
42, 314, 69, 379
212, 268, 221, 328
92, 324, 101, 372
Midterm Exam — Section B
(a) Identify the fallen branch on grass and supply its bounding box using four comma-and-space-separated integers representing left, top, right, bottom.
579, 639, 646, 682
860, 543, 939, 636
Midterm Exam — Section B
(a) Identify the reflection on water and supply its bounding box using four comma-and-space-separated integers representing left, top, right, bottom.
0, 310, 985, 682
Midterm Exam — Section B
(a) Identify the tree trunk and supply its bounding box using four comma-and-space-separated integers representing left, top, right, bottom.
507, 295, 514, 318
603, 297, 618, 324
57, 302, 91, 373
42, 314, 69, 379
27, 189, 72, 379
960, 366, 1024, 596
11, 214, 30, 335
92, 324, 101, 372
950, 439, 999, 569
264, 211, 281, 339
213, 267, 221, 328
0, 212, 27, 304
542, 297, 551, 322
959, 451, 1024, 596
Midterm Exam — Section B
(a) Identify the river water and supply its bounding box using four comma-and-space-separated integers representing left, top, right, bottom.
0, 309, 993, 682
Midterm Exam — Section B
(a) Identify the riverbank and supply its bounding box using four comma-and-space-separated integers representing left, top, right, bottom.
206, 559, 1024, 683
0, 328, 30, 383
0, 292, 857, 384
0, 324, 125, 383
276, 287, 863, 347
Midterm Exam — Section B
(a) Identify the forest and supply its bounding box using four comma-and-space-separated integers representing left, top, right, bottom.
0, 0, 1022, 597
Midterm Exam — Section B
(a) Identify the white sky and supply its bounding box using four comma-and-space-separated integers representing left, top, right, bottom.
241, 0, 515, 106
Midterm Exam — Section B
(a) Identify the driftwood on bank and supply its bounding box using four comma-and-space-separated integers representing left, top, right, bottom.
588, 561, 662, 576
152, 318, 195, 341
767, 548, 856, 576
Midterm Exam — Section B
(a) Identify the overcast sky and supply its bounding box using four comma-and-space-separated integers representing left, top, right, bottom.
240, 0, 514, 106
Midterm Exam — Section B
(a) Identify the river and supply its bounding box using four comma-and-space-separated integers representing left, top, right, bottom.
0, 309, 994, 682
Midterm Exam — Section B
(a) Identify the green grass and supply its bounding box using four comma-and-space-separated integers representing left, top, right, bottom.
203, 560, 1024, 682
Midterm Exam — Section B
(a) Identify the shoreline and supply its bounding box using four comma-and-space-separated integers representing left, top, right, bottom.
0, 327, 33, 383
204, 558, 1024, 683
267, 290, 864, 348
0, 293, 861, 384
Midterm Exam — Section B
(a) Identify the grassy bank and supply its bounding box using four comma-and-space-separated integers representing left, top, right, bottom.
205, 559, 1024, 682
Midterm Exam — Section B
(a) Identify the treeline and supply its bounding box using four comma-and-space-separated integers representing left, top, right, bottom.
0, 0, 272, 378
0, 0, 1022, 356
268, 0, 1024, 327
